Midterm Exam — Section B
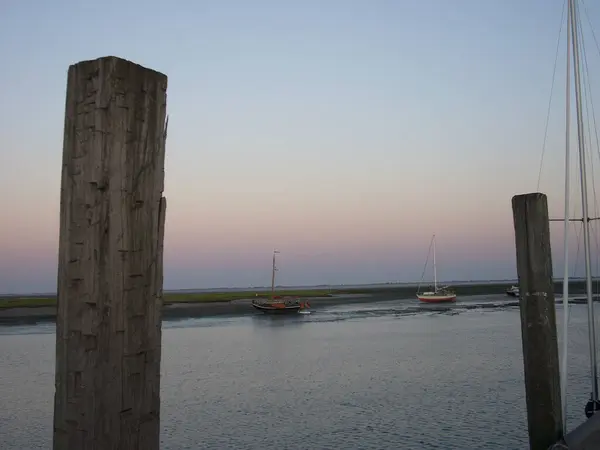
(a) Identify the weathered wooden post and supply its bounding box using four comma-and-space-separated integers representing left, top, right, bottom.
53, 56, 167, 450
512, 193, 563, 450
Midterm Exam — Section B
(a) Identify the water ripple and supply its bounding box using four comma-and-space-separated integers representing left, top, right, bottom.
1, 301, 595, 449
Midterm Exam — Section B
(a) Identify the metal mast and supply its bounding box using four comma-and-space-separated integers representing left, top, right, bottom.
569, 0, 599, 415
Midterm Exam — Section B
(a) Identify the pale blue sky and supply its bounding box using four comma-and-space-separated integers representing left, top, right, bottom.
1, 0, 600, 293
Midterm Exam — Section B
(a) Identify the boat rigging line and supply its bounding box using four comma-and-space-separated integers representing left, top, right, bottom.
416, 234, 435, 294
537, 0, 567, 192
561, 0, 572, 430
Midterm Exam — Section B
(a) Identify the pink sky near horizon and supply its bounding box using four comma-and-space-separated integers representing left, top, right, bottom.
0, 179, 526, 294
0, 186, 594, 294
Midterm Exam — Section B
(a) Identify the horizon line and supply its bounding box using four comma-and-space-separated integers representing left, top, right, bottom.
2, 276, 597, 297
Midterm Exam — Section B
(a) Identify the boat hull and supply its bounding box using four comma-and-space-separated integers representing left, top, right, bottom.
251, 303, 302, 314
505, 286, 520, 297
417, 294, 457, 303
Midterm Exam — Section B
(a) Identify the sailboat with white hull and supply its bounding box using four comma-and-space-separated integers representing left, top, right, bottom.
416, 234, 456, 303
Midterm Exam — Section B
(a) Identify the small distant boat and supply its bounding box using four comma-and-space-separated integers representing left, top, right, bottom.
506, 285, 520, 297
251, 250, 311, 314
416, 234, 457, 303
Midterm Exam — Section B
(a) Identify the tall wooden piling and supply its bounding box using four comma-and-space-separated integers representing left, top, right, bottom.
512, 193, 563, 450
53, 57, 168, 450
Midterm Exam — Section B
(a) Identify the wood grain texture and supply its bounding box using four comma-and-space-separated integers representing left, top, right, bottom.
512, 193, 563, 450
53, 56, 167, 450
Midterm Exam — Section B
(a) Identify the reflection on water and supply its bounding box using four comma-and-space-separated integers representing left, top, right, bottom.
0, 295, 595, 449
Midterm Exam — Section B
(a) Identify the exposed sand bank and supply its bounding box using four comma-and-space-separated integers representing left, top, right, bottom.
0, 293, 375, 325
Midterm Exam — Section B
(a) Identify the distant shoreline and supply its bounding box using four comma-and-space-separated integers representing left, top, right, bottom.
4, 277, 599, 299
0, 280, 591, 326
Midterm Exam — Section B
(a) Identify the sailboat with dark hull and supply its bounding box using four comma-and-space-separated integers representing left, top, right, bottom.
251, 250, 310, 314
251, 297, 304, 314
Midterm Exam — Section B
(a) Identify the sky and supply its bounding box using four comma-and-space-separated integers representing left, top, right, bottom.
2, 0, 600, 293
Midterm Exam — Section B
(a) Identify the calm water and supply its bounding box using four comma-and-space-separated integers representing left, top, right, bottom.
0, 295, 597, 449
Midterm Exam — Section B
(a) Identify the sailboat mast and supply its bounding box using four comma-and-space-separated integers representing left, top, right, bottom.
561, 0, 572, 430
270, 250, 279, 300
433, 234, 437, 292
569, 0, 599, 405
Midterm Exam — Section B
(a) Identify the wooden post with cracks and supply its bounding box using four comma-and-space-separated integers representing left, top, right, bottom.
53, 56, 168, 450
512, 193, 563, 450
